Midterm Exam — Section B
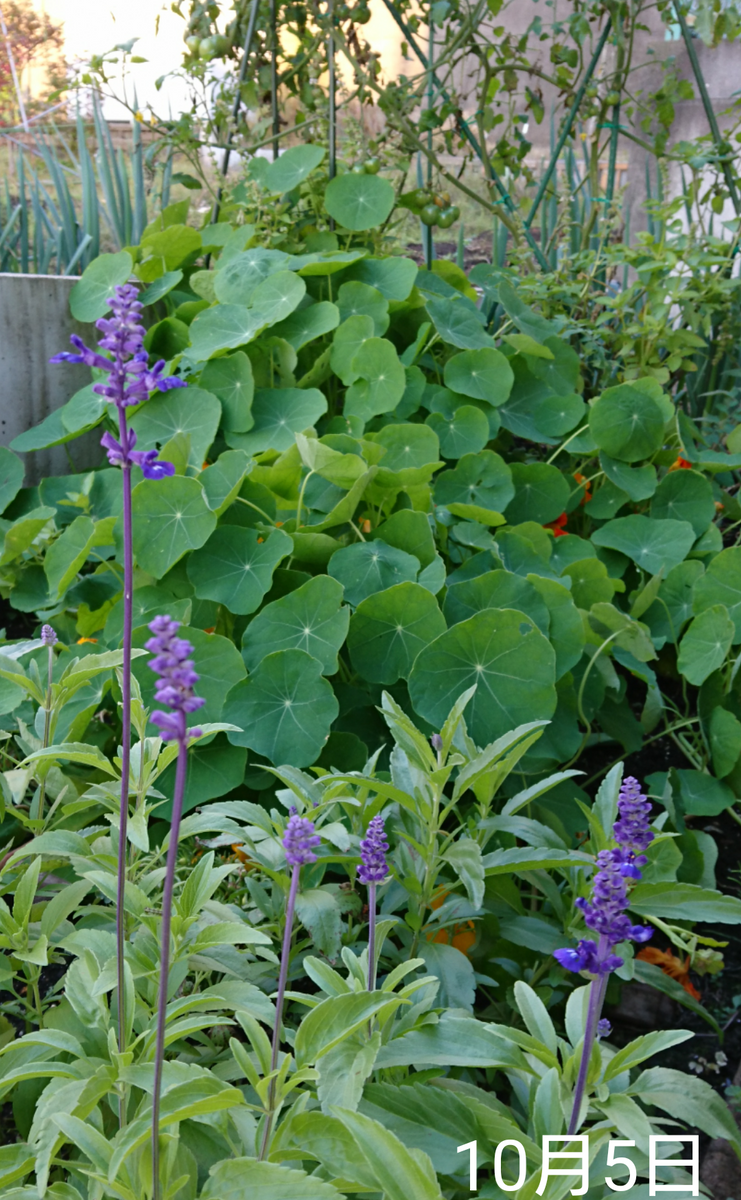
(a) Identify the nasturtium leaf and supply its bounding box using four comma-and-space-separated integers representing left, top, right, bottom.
328, 540, 420, 607
188, 304, 268, 360
710, 707, 741, 778
345, 338, 406, 422
330, 314, 374, 385
224, 650, 338, 766
533, 392, 586, 438
133, 625, 246, 724
131, 476, 216, 578
584, 479, 630, 521
372, 509, 436, 567
271, 301, 340, 351
44, 515, 97, 599
144, 316, 190, 360
600, 454, 657, 502
693, 547, 741, 642
105, 585, 190, 645
591, 516, 696, 575
11, 406, 90, 452
443, 570, 550, 633
650, 469, 715, 537
497, 279, 558, 342
496, 356, 556, 443
262, 143, 326, 191
559, 557, 616, 609
214, 247, 290, 304
69, 251, 133, 322
241, 576, 349, 674
677, 605, 735, 685
139, 269, 184, 306
643, 560, 704, 645
199, 352, 254, 432
129, 386, 221, 469
435, 450, 514, 512
157, 735, 248, 818
348, 582, 446, 684
372, 423, 440, 471
187, 526, 293, 614
589, 384, 665, 462
528, 576, 585, 678
443, 348, 514, 406
529, 336, 580, 394
227, 388, 327, 454
505, 463, 570, 525
2, 509, 54, 562
0, 448, 24, 516
324, 173, 395, 230
343, 255, 418, 300
408, 608, 557, 746
60, 383, 108, 435
250, 270, 306, 326
426, 297, 494, 351
202, 1157, 343, 1200
338, 282, 389, 336
426, 405, 489, 458
140, 223, 202, 270
201, 450, 252, 515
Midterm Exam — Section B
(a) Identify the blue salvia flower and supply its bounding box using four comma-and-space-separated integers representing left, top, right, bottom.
146, 616, 205, 742
357, 815, 389, 885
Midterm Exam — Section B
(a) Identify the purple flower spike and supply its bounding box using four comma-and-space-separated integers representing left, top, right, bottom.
430, 733, 443, 752
358, 815, 389, 885
146, 615, 205, 742
283, 814, 321, 866
101, 428, 174, 479
597, 1018, 611, 1039
40, 625, 57, 647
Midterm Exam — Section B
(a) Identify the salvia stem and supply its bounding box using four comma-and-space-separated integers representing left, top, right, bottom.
567, 946, 609, 1135
367, 881, 377, 992
151, 733, 188, 1200
116, 405, 134, 1070
259, 864, 300, 1161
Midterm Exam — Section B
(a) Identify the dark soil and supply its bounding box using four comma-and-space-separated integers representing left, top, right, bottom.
405, 231, 493, 273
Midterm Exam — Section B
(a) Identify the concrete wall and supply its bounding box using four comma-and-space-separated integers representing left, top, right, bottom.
0, 274, 102, 485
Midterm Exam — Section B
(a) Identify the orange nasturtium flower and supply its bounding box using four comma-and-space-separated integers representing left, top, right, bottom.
573, 472, 592, 505
636, 946, 701, 999
544, 512, 568, 537
668, 455, 692, 472
427, 889, 476, 956
76, 637, 98, 644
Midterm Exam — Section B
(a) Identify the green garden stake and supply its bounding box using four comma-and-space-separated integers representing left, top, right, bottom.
456, 219, 464, 270
328, 0, 336, 182
425, 1, 434, 271
271, 0, 280, 160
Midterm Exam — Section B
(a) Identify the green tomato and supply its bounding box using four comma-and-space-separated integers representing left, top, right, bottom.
413, 187, 430, 207
212, 34, 230, 55
354, 3, 371, 21
420, 203, 439, 227
184, 34, 202, 54
351, 162, 367, 174
606, 90, 620, 106
364, 155, 380, 174
436, 206, 457, 229
198, 36, 218, 60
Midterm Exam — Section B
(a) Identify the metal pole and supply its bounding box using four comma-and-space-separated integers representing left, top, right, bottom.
211, 0, 260, 224
673, 0, 741, 216
425, 4, 434, 270
381, 0, 550, 271
525, 18, 612, 229
270, 0, 280, 160
328, 0, 336, 181
0, 1, 29, 133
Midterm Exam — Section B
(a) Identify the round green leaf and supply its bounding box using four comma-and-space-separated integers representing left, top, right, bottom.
443, 348, 514, 406
201, 450, 252, 515
199, 352, 254, 432
131, 476, 217, 578
214, 248, 290, 305
643, 560, 704, 645
426, 405, 489, 459
139, 269, 184, 306
529, 576, 585, 679
674, 769, 735, 816
533, 392, 586, 438
330, 315, 374, 386
262, 144, 325, 192
599, 454, 657, 502
372, 509, 436, 567
443, 569, 550, 633
650, 469, 715, 537
69, 251, 133, 322
435, 450, 514, 512
505, 463, 570, 525
693, 547, 741, 643
372, 423, 440, 471
343, 256, 418, 301
677, 604, 734, 685
157, 736, 248, 819
188, 304, 268, 360
589, 384, 665, 463
328, 539, 420, 607
271, 301, 340, 351
0, 448, 24, 516
345, 338, 405, 422
129, 386, 221, 469
324, 173, 395, 231
132, 625, 246, 724
591, 516, 696, 575
60, 384, 107, 434
241, 576, 349, 674
105, 585, 189, 645
347, 581, 446, 684
338, 282, 389, 336
408, 608, 557, 746
426, 298, 494, 351
227, 388, 327, 454
224, 650, 339, 766
250, 270, 306, 326
187, 526, 293, 614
